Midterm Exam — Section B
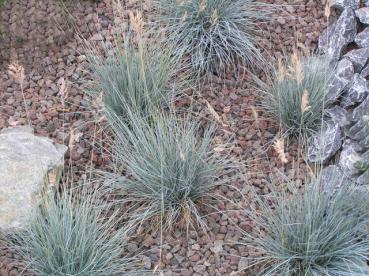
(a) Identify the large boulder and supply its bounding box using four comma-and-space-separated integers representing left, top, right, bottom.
0, 127, 67, 231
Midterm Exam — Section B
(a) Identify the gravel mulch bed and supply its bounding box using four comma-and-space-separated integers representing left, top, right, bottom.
0, 0, 330, 275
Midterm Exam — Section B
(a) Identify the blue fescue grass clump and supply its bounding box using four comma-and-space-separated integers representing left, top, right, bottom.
87, 39, 177, 124
155, 0, 274, 77
259, 53, 331, 141
242, 172, 369, 275
8, 189, 138, 276
104, 108, 230, 231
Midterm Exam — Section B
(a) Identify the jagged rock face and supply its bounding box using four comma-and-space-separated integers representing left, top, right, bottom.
342, 73, 369, 106
356, 8, 369, 24
308, 121, 343, 163
352, 96, 369, 121
355, 27, 369, 47
345, 116, 369, 148
319, 8, 357, 61
339, 139, 367, 178
343, 48, 369, 71
361, 63, 369, 77
0, 127, 67, 231
318, 23, 337, 51
314, 4, 369, 185
326, 58, 354, 104
329, 0, 360, 10
325, 106, 351, 127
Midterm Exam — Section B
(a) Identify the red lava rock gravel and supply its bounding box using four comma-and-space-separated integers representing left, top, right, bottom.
0, 0, 331, 274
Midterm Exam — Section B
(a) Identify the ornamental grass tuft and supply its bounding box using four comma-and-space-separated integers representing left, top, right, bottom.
8, 188, 138, 276
242, 172, 369, 275
87, 39, 177, 124
104, 109, 230, 231
259, 53, 331, 141
155, 0, 274, 77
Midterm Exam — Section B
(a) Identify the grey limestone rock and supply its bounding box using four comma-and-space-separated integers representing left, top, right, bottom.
356, 170, 369, 184
361, 63, 369, 78
339, 145, 369, 185
329, 0, 360, 10
345, 115, 369, 148
0, 126, 67, 231
326, 105, 351, 127
326, 58, 354, 104
355, 7, 369, 24
321, 1, 369, 187
318, 22, 337, 51
308, 121, 343, 163
339, 139, 364, 177
352, 95, 369, 121
343, 48, 369, 72
355, 27, 369, 48
343, 73, 369, 105
319, 9, 357, 61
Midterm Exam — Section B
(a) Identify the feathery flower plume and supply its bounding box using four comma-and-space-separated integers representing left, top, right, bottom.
301, 89, 311, 113
211, 9, 219, 26
273, 138, 288, 164
129, 11, 144, 34
291, 52, 303, 83
325, 4, 331, 18
112, 0, 125, 19
199, 0, 207, 12
181, 10, 188, 21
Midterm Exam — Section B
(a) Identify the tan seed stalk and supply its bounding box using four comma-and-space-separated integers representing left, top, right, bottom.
129, 11, 144, 34
277, 58, 285, 82
273, 138, 288, 164
199, 0, 207, 12
181, 10, 188, 21
205, 99, 227, 127
301, 89, 311, 113
325, 4, 331, 18
112, 0, 125, 20
8, 62, 30, 126
291, 52, 303, 83
211, 9, 219, 26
